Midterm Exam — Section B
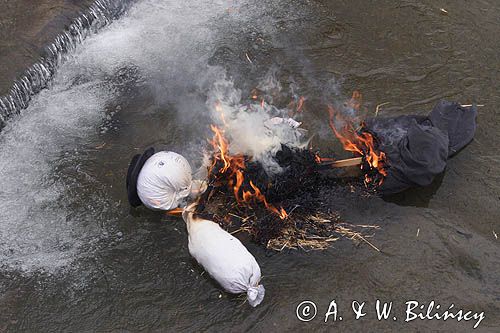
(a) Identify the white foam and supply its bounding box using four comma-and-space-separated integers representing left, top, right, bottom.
0, 0, 231, 273
0, 79, 110, 272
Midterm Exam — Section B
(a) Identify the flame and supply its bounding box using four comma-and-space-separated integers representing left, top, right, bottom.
327, 91, 387, 184
243, 181, 288, 219
208, 125, 288, 219
210, 125, 232, 173
314, 152, 321, 164
166, 207, 184, 216
231, 169, 245, 201
314, 152, 335, 164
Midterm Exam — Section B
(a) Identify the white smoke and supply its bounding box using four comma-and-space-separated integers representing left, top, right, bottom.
201, 67, 307, 175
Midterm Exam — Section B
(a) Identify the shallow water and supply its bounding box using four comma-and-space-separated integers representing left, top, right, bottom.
0, 0, 499, 331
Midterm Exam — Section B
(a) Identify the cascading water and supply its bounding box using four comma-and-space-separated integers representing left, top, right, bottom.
0, 0, 135, 129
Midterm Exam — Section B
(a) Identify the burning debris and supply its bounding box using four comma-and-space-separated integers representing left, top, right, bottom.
326, 91, 388, 187
193, 120, 381, 251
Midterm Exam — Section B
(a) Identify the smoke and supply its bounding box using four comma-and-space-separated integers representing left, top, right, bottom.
200, 67, 307, 175
366, 116, 421, 147
256, 66, 282, 102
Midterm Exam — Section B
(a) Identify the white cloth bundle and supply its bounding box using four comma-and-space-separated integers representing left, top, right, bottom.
136, 151, 193, 210
183, 207, 265, 307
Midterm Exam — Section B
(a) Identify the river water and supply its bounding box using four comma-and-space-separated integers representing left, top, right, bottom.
0, 0, 499, 331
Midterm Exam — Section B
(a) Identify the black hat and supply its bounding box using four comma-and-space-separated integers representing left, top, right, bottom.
126, 147, 155, 207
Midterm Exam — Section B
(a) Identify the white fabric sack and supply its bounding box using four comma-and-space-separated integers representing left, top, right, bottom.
183, 207, 265, 307
137, 151, 192, 211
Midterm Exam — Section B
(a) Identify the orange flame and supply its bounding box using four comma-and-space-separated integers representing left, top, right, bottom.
209, 125, 288, 219
327, 91, 387, 184
166, 207, 184, 216
243, 181, 288, 219
210, 125, 232, 173
287, 96, 306, 116
314, 152, 336, 164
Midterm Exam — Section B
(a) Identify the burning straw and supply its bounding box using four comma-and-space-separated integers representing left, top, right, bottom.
194, 122, 382, 252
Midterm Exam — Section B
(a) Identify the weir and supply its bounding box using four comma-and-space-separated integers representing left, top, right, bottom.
0, 0, 135, 129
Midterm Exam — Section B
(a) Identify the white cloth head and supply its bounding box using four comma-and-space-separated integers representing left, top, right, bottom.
136, 151, 192, 210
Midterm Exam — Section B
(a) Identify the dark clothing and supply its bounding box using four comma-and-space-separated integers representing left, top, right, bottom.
366, 101, 477, 194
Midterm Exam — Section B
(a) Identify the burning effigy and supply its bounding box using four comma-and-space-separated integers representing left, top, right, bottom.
126, 73, 477, 307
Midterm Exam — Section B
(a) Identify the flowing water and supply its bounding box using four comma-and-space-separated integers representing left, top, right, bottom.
0, 0, 499, 331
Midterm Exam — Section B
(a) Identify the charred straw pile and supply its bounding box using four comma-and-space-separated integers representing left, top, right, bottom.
195, 145, 380, 251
